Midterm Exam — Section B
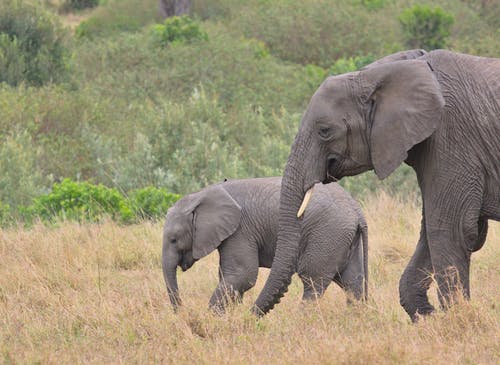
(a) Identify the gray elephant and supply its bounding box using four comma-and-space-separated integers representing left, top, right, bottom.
162, 177, 368, 313
253, 49, 500, 321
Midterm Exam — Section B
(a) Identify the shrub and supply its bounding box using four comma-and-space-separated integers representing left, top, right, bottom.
0, 201, 14, 227
29, 178, 133, 223
399, 5, 454, 50
0, 0, 69, 86
127, 187, 180, 221
233, 0, 400, 67
151, 16, 208, 47
359, 0, 386, 11
75, 0, 158, 39
0, 131, 48, 210
328, 55, 375, 75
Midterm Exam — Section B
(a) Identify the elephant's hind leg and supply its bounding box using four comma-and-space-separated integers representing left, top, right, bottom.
300, 276, 331, 301
399, 220, 435, 321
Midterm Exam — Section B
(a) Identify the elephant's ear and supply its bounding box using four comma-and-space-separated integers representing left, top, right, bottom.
190, 185, 242, 260
361, 59, 445, 179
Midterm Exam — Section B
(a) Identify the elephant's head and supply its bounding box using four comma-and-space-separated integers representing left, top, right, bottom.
162, 184, 242, 310
254, 52, 445, 314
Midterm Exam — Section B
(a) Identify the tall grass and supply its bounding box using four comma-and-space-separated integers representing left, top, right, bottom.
1, 194, 498, 364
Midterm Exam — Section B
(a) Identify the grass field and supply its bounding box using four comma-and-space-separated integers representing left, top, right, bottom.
1, 193, 499, 364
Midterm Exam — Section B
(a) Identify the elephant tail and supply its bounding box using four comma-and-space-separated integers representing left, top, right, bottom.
359, 216, 369, 301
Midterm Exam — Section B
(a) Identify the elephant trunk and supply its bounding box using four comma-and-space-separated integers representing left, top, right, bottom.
253, 134, 311, 315
162, 241, 182, 310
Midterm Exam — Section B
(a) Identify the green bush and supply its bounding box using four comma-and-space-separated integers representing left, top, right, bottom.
29, 178, 133, 223
0, 201, 14, 227
233, 0, 400, 67
328, 55, 375, 75
399, 5, 454, 50
0, 0, 69, 86
0, 131, 48, 210
151, 16, 208, 47
128, 187, 180, 221
20, 178, 182, 226
75, 0, 158, 39
74, 27, 314, 112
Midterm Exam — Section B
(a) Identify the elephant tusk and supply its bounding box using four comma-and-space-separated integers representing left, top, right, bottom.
297, 187, 314, 218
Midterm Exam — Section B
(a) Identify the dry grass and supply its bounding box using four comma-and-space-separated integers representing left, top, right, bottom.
1, 193, 499, 364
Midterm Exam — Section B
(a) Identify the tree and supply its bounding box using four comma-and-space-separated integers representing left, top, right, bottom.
159, 0, 191, 19
399, 5, 454, 50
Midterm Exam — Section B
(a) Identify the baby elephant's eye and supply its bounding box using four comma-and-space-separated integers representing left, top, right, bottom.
318, 127, 332, 139
170, 238, 177, 244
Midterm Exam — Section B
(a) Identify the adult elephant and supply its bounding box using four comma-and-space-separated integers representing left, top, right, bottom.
253, 49, 500, 321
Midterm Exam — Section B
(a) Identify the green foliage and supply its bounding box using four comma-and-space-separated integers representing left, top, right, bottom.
61, 0, 99, 12
75, 0, 158, 39
0, 0, 496, 223
74, 26, 313, 112
399, 5, 454, 50
127, 187, 180, 221
21, 179, 180, 225
0, 201, 14, 227
0, 0, 69, 86
359, 0, 387, 11
29, 178, 132, 223
151, 16, 208, 47
0, 131, 48, 210
328, 55, 375, 75
233, 0, 400, 67
191, 0, 234, 20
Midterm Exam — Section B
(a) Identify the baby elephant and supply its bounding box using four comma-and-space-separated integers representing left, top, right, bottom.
162, 177, 368, 313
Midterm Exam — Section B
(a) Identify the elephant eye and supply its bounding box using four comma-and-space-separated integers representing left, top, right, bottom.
170, 238, 177, 244
318, 126, 332, 139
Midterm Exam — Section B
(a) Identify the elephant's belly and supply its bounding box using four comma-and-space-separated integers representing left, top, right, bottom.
481, 188, 500, 221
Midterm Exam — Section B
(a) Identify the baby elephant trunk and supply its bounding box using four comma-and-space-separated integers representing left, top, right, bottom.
162, 242, 182, 310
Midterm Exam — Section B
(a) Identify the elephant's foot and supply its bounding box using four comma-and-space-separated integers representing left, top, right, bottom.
399, 268, 435, 322
435, 265, 470, 310
411, 300, 435, 322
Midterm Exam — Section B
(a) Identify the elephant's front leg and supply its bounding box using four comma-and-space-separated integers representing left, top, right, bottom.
208, 238, 259, 314
399, 217, 434, 321
208, 277, 243, 315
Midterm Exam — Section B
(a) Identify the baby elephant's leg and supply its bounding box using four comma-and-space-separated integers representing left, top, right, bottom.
208, 238, 259, 314
334, 235, 366, 301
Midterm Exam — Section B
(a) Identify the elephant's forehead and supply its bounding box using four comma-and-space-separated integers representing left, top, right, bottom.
165, 210, 186, 227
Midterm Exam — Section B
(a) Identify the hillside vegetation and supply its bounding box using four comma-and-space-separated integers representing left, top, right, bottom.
0, 0, 498, 222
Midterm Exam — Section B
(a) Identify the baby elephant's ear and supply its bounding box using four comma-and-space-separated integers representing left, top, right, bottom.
191, 185, 242, 260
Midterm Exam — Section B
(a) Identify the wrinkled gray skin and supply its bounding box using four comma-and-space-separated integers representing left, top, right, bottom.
162, 177, 368, 313
254, 49, 500, 321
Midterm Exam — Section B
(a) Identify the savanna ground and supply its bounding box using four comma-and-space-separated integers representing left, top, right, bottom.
1, 193, 498, 364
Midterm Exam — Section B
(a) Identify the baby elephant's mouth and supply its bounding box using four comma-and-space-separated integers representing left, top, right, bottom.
180, 256, 197, 272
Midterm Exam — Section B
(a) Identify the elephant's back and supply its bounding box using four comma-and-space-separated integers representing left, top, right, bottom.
305, 182, 362, 226
311, 182, 359, 208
